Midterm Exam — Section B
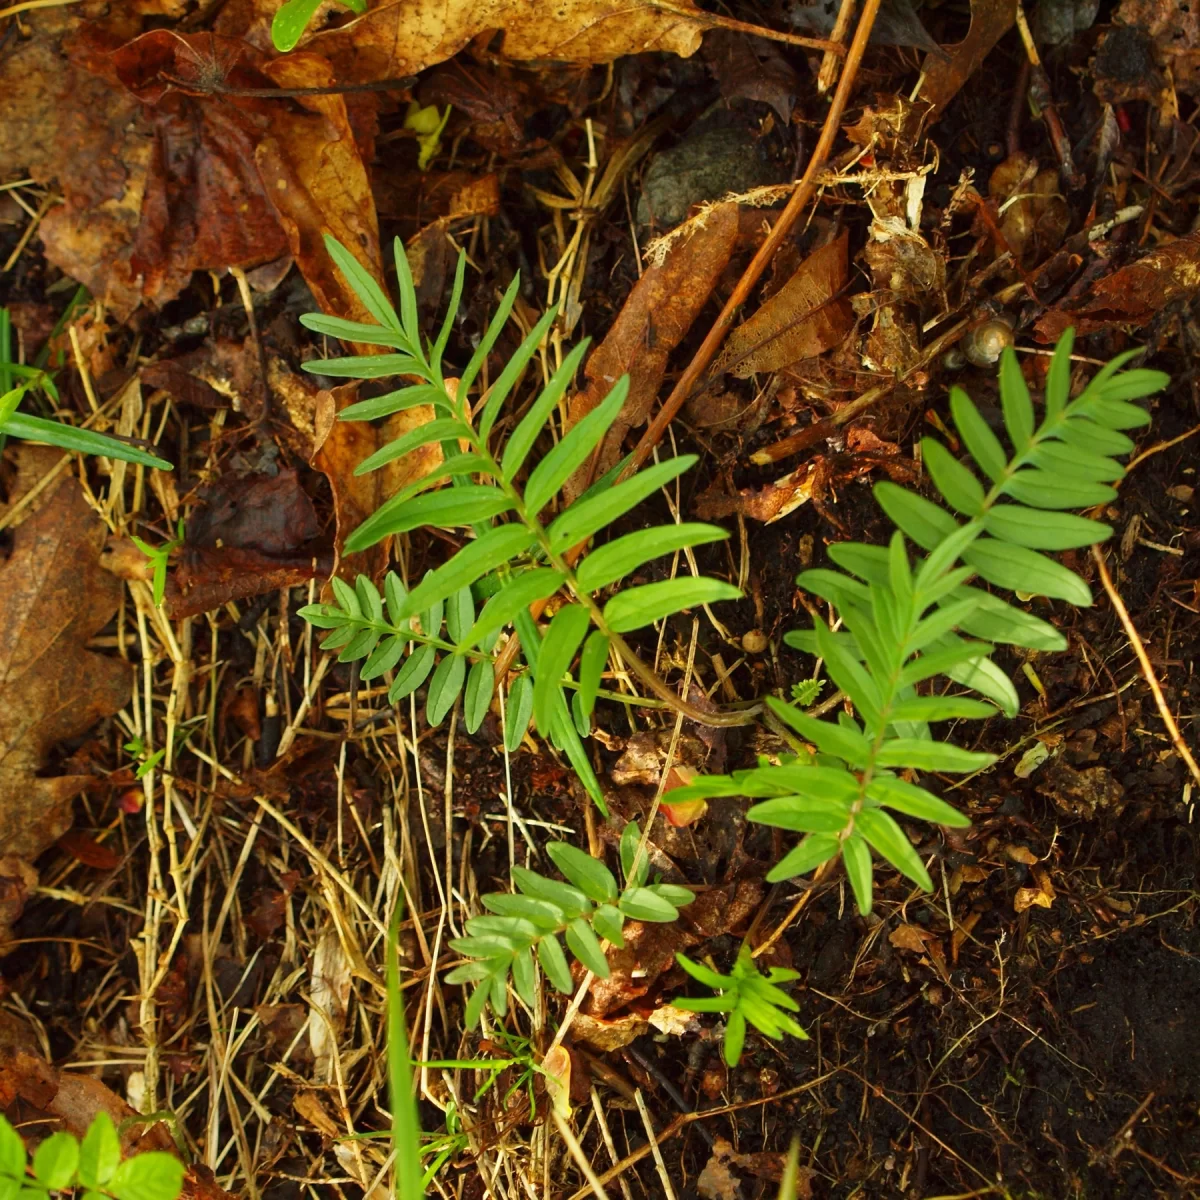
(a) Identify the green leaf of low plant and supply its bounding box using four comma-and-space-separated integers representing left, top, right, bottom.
78, 1113, 120, 1190
3, 413, 171, 469
355, 418, 465, 476
1003, 470, 1116, 510
346, 485, 514, 552
463, 569, 565, 651
618, 887, 679, 922
565, 918, 609, 977
388, 642, 436, 703
922, 438, 985, 516
766, 833, 840, 882
271, 0, 325, 51
765, 697, 872, 768
512, 867, 590, 918
537, 935, 574, 994
576, 630, 609, 722
534, 604, 590, 734
602, 577, 742, 633
962, 539, 1092, 606
547, 455, 698, 553
32, 1134, 78, 1191
0, 1117, 24, 1178
463, 659, 494, 734
322, 236, 403, 333
998, 347, 1034, 449
950, 386, 1007, 481
856, 807, 932, 891
865, 777, 968, 826
108, 1151, 185, 1200
546, 843, 617, 905
426, 653, 466, 726
502, 339, 589, 482
874, 738, 996, 773
983, 505, 1111, 550
524, 376, 629, 514
874, 481, 959, 551
576, 522, 729, 592
504, 674, 534, 752
841, 834, 874, 914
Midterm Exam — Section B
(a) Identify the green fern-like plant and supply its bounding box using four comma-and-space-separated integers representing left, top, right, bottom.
670, 331, 1166, 914
674, 945, 808, 1067
298, 236, 740, 813
445, 822, 693, 1027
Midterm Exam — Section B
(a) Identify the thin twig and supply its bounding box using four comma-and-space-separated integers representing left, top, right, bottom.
1090, 545, 1200, 790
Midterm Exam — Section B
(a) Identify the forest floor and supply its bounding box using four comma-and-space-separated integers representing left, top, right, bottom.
0, 0, 1198, 1197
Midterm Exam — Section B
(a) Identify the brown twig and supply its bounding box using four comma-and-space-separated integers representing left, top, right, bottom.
1090, 545, 1200, 791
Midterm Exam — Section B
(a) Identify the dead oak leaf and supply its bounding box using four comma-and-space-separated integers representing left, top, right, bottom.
0, 479, 131, 860
307, 0, 712, 84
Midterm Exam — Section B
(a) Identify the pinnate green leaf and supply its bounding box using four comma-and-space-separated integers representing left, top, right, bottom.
426, 653, 466, 726
603, 577, 741, 633
534, 604, 590, 734
545, 843, 617, 904
576, 522, 728, 592
33, 1134, 77, 1191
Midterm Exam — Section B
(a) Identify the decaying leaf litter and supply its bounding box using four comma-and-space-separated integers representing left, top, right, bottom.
1, 0, 1199, 1194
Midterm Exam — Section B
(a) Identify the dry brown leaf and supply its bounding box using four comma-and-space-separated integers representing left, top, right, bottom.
255, 52, 383, 327
715, 232, 854, 377
1014, 884, 1054, 912
889, 923, 937, 953
563, 201, 738, 498
311, 384, 444, 580
917, 0, 1017, 114
0, 479, 131, 861
698, 1147, 742, 1200
307, 0, 712, 83
0, 11, 146, 316
1035, 229, 1200, 342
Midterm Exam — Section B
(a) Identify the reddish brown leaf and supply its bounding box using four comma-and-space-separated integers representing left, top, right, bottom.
917, 0, 1017, 114
0, 480, 131, 861
563, 201, 739, 499
307, 0, 708, 83
1035, 229, 1200, 341
55, 831, 121, 870
715, 232, 854, 377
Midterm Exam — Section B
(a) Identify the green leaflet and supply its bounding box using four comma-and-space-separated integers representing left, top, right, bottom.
533, 604, 590, 735
672, 946, 807, 1067
983, 505, 1111, 550
576, 630, 609, 722
524, 377, 630, 515
950, 387, 1008, 480
922, 437, 985, 516
576, 522, 728, 591
463, 569, 565, 651
603, 577, 742, 633
345, 485, 514, 552
398, 525, 534, 621
502, 339, 590, 481
463, 659, 494, 733
962, 539, 1092, 606
504, 674, 534, 752
547, 455, 697, 552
